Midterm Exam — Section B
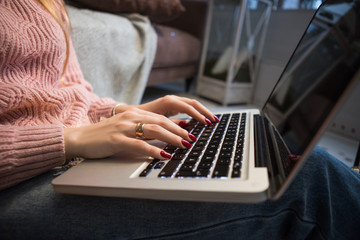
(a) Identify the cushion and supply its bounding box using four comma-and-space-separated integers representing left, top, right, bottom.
152, 24, 201, 68
67, 0, 186, 23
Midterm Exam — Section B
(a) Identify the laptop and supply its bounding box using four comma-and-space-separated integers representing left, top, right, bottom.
52, 0, 360, 202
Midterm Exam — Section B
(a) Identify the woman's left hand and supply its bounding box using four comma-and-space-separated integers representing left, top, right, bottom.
115, 95, 219, 125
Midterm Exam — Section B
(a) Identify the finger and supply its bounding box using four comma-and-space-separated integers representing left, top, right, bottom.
141, 115, 195, 143
160, 95, 218, 125
179, 97, 219, 123
122, 137, 172, 160
142, 123, 193, 149
165, 99, 211, 125
170, 118, 189, 128
170, 119, 196, 141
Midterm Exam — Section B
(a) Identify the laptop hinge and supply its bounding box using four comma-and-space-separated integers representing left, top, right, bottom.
254, 114, 268, 168
254, 114, 285, 199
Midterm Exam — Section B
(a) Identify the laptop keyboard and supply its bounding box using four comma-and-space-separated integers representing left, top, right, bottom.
139, 113, 247, 179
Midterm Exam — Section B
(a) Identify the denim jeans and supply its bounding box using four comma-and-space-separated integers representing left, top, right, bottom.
1, 147, 359, 240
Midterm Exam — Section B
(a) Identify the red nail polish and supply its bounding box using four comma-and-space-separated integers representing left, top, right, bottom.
160, 151, 172, 159
288, 154, 300, 161
181, 139, 192, 149
179, 121, 189, 128
205, 118, 213, 126
213, 115, 220, 123
188, 133, 197, 142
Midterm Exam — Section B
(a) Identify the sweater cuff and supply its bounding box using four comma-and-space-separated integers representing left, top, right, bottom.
1, 124, 65, 163
0, 125, 65, 189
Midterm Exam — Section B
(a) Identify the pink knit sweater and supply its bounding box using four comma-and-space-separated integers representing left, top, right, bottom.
0, 0, 118, 190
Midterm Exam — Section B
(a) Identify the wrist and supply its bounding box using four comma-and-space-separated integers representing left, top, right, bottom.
63, 127, 80, 159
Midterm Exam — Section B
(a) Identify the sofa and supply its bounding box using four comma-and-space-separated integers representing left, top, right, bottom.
147, 0, 208, 91
65, 0, 208, 104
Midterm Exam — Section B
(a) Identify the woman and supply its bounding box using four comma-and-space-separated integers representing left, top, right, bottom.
0, 0, 359, 239
0, 0, 218, 190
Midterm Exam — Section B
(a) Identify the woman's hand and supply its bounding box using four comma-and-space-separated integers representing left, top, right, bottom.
64, 96, 218, 160
115, 95, 219, 125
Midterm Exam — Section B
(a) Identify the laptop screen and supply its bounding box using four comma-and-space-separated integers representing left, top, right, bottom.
262, 0, 360, 155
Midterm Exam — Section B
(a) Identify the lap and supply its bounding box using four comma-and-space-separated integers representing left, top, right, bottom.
1, 147, 359, 240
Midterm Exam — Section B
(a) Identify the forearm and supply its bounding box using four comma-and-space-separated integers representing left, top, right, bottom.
0, 125, 65, 190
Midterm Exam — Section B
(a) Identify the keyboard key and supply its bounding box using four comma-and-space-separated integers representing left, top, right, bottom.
192, 130, 201, 136
201, 155, 215, 162
220, 146, 233, 152
189, 150, 201, 158
234, 154, 243, 163
199, 136, 209, 141
154, 161, 165, 169
195, 169, 210, 178
184, 156, 199, 164
139, 169, 151, 177
204, 128, 213, 133
219, 152, 232, 158
172, 153, 185, 160
205, 148, 217, 155
159, 160, 181, 178
231, 169, 241, 178
198, 161, 212, 170
233, 161, 242, 169
207, 143, 218, 149
212, 135, 221, 141
176, 171, 195, 178
201, 132, 212, 137
146, 159, 160, 169
217, 157, 231, 165
195, 140, 207, 146
209, 139, 220, 145
180, 164, 195, 171
222, 142, 233, 147
193, 145, 203, 151
176, 149, 188, 154
212, 165, 229, 178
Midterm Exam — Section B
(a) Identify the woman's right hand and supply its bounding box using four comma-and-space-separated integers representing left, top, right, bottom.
63, 108, 197, 160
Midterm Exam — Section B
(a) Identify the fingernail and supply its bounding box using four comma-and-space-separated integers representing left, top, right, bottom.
160, 151, 172, 159
213, 115, 220, 123
181, 139, 192, 149
179, 121, 189, 128
188, 133, 197, 142
205, 118, 213, 126
288, 154, 299, 161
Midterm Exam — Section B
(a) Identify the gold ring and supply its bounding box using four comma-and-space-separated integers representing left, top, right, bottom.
135, 122, 145, 139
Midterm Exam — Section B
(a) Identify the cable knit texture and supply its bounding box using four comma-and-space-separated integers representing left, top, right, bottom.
0, 0, 118, 190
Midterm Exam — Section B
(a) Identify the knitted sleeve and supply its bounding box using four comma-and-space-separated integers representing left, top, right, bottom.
0, 0, 127, 190
0, 125, 65, 190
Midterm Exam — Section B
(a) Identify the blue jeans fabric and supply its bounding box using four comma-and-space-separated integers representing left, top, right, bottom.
0, 147, 359, 240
